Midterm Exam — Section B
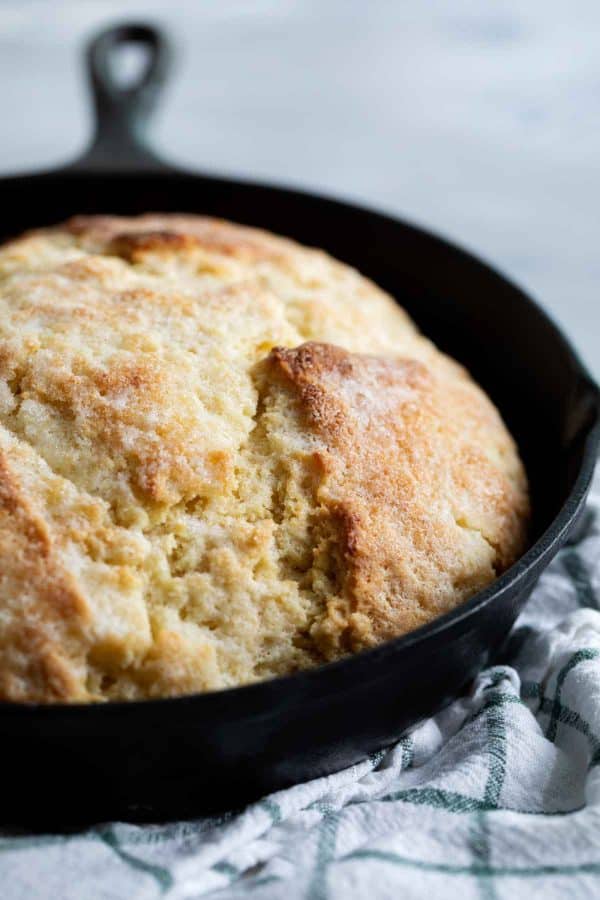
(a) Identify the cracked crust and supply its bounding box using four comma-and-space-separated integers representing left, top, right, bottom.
262, 343, 527, 654
0, 214, 529, 702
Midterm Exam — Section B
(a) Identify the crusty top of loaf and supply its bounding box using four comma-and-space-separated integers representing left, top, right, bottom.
0, 214, 529, 702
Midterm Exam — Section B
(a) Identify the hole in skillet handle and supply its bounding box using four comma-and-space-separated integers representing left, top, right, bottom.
104, 36, 154, 90
71, 23, 173, 173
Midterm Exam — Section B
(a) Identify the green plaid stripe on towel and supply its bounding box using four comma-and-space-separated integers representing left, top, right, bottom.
2, 464, 600, 900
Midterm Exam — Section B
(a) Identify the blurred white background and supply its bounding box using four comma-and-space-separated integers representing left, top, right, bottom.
0, 0, 598, 376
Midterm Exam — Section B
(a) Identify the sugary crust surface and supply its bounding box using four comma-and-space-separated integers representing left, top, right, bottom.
0, 214, 529, 702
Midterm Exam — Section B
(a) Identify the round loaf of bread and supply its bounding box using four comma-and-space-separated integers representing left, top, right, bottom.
0, 215, 529, 702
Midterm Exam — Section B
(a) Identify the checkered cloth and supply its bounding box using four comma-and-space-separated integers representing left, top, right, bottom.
2, 464, 599, 900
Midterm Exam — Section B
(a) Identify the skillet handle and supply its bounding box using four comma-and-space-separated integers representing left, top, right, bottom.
71, 23, 172, 172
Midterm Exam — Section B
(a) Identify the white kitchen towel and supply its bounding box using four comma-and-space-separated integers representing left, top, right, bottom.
1, 463, 599, 900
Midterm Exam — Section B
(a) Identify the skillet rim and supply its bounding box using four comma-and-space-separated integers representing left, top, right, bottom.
0, 169, 597, 718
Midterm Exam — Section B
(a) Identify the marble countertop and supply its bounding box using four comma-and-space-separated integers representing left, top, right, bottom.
1, 0, 597, 377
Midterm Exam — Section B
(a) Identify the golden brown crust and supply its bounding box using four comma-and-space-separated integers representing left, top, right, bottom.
0, 451, 91, 701
0, 214, 529, 702
262, 343, 528, 654
65, 214, 289, 263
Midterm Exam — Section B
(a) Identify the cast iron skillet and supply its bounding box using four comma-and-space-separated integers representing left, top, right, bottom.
1, 23, 598, 824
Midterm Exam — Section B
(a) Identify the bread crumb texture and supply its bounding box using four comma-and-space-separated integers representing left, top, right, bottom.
0, 215, 529, 702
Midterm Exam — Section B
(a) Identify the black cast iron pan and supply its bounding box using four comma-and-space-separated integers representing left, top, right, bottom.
1, 23, 598, 824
